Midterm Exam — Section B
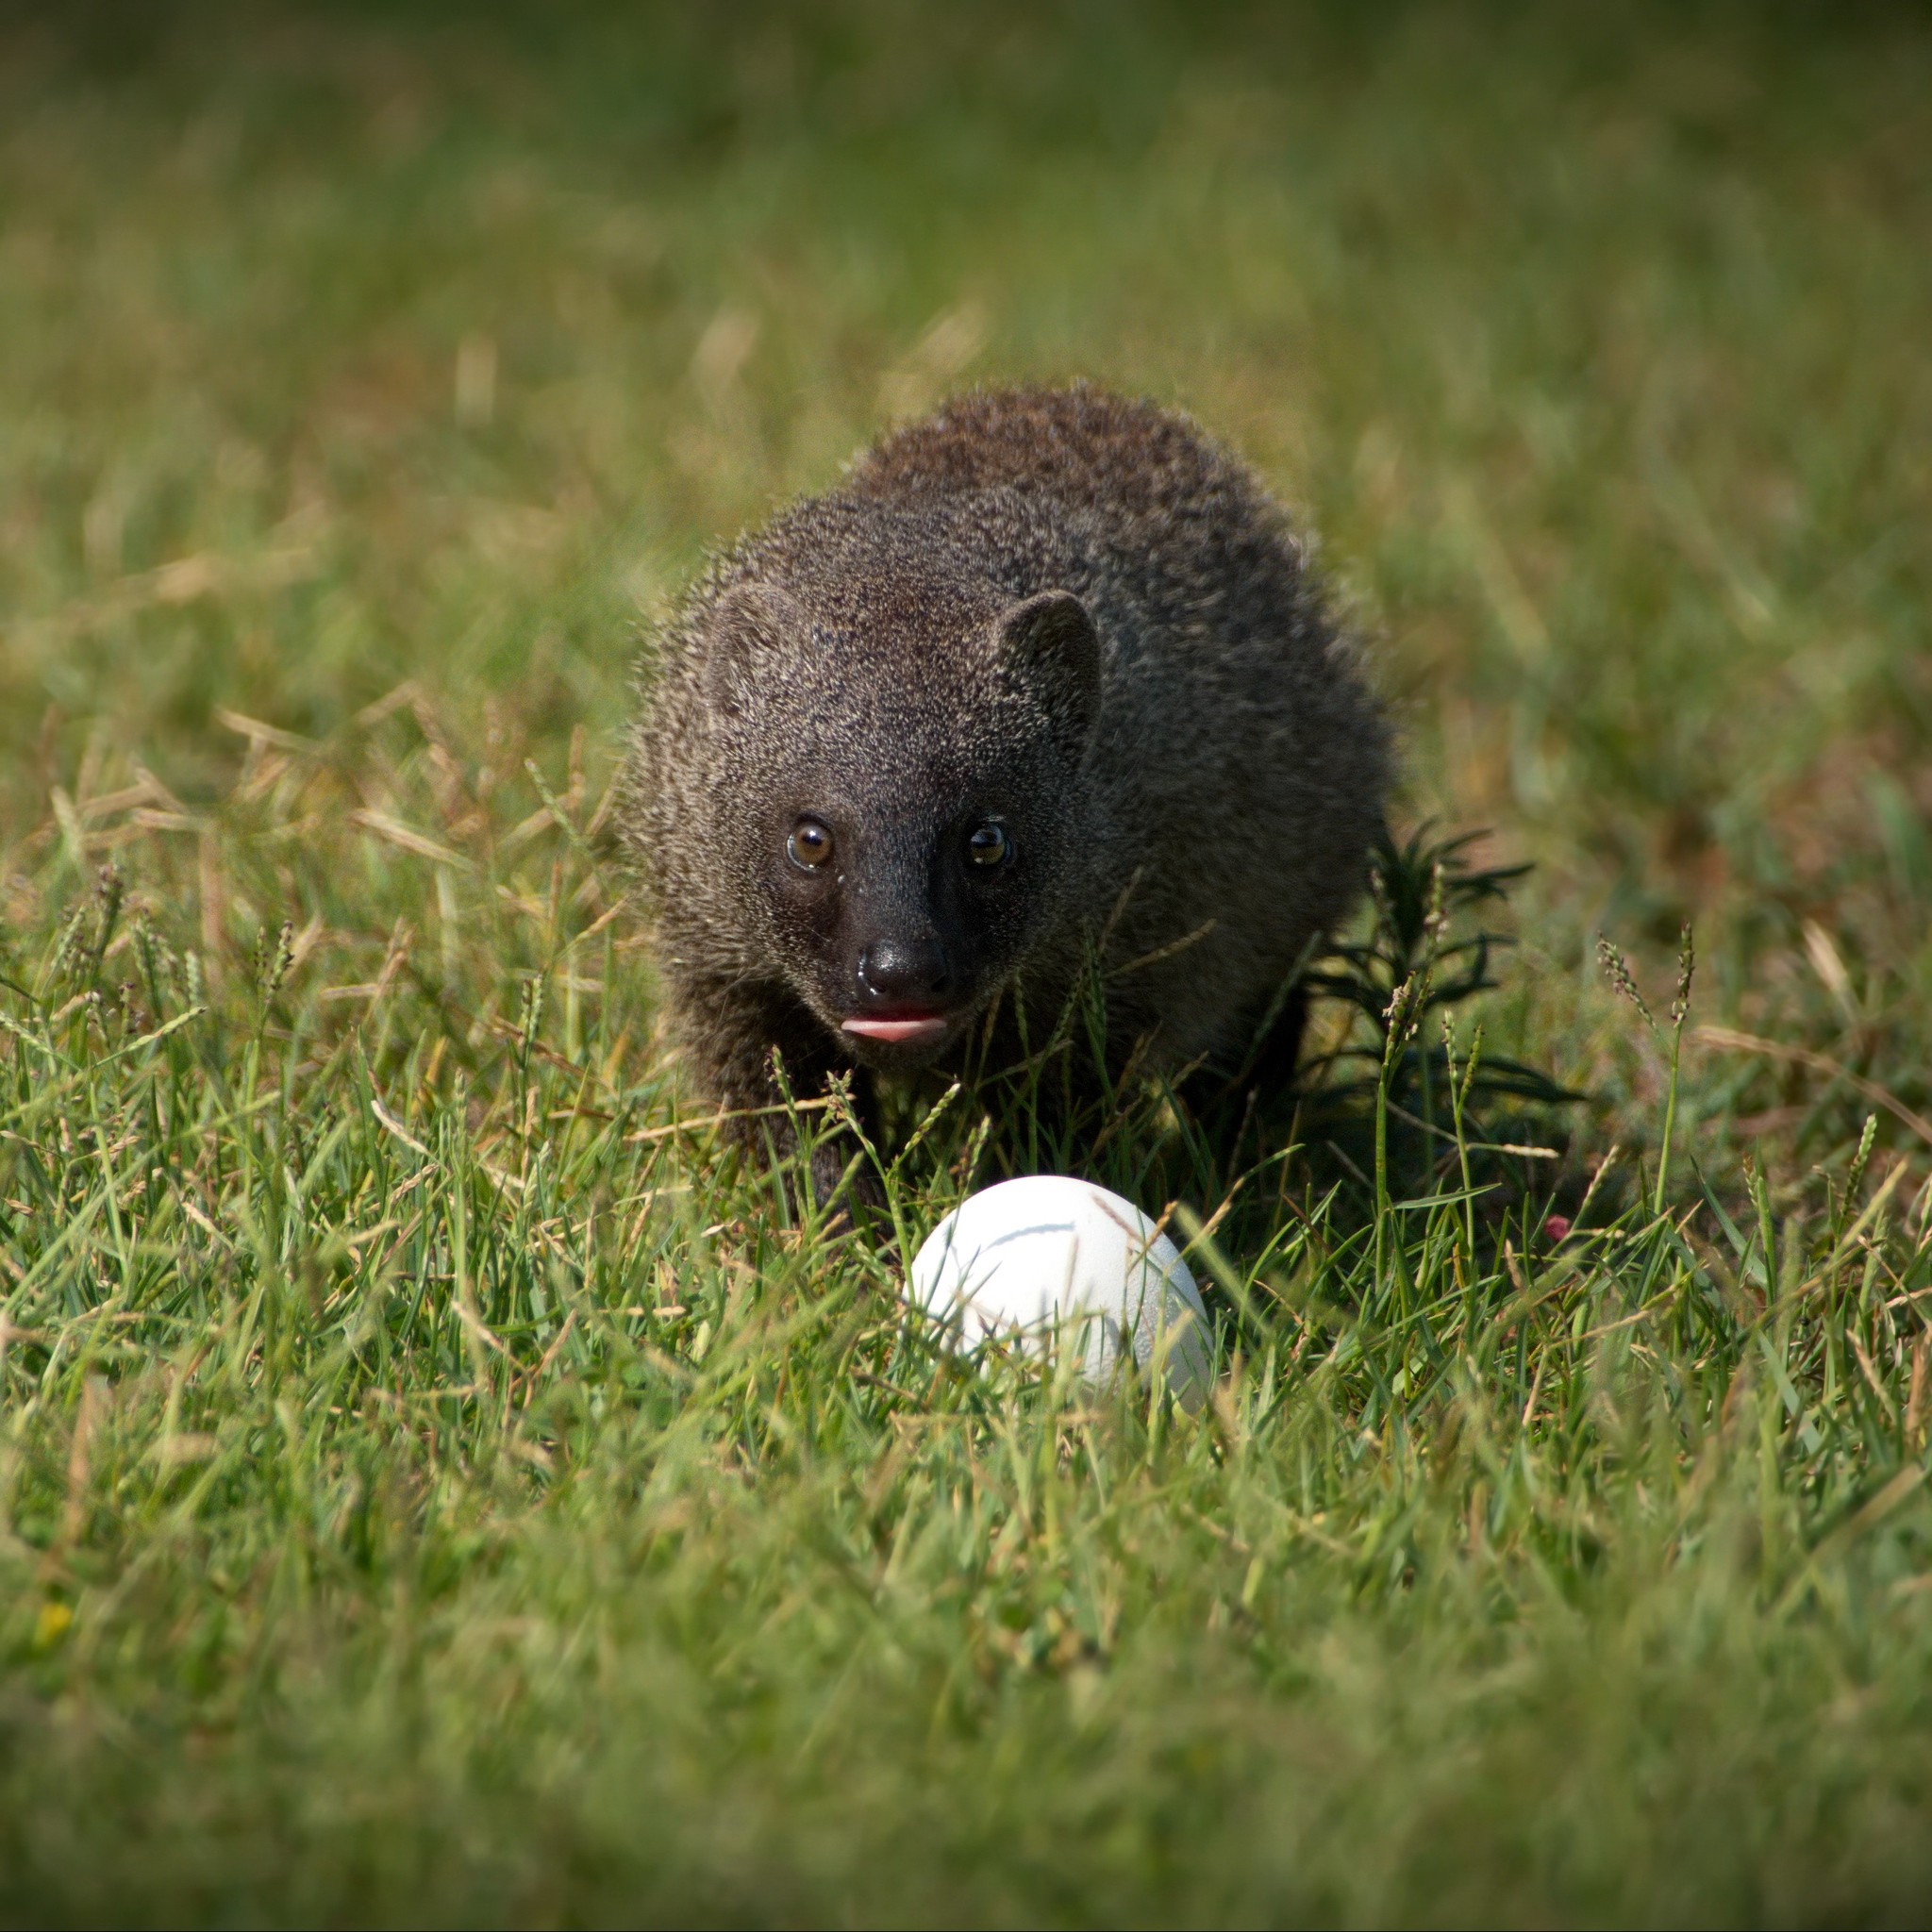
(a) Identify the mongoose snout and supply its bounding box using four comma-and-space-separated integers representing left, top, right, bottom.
623, 384, 1390, 1199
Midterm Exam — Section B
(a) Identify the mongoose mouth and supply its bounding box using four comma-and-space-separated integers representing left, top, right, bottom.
841, 1014, 950, 1046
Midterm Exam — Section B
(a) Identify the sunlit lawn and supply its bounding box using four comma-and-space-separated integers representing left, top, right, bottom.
1, 4, 1929, 1924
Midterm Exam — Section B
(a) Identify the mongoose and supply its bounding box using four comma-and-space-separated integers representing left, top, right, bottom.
623, 385, 1390, 1198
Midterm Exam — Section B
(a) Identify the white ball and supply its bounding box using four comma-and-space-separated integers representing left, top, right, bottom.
906, 1176, 1214, 1408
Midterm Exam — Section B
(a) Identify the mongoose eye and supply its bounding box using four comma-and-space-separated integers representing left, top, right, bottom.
787, 818, 836, 870
966, 822, 1012, 869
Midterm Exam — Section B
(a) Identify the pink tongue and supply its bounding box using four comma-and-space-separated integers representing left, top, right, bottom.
842, 1016, 948, 1044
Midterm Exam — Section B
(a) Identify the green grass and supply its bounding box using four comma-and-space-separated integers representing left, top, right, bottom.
2, 3, 1931, 1923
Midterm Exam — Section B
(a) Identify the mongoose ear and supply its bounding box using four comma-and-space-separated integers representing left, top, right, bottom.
996, 590, 1102, 765
704, 582, 803, 715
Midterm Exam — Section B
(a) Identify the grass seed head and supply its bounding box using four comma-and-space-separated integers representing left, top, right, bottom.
1596, 935, 1655, 1032
253, 918, 295, 1003
1671, 922, 1696, 1030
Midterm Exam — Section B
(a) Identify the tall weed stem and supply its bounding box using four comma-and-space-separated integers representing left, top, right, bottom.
1654, 925, 1695, 1216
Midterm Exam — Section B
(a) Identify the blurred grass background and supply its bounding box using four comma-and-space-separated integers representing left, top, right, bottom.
4, 0, 1927, 1129
2, 2, 1930, 1924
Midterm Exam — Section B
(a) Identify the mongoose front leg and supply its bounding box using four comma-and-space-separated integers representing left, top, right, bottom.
671, 976, 880, 1220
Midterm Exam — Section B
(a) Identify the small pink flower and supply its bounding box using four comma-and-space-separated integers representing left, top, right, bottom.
1542, 1215, 1573, 1242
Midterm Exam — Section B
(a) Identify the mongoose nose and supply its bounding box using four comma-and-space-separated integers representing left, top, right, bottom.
856, 937, 951, 1008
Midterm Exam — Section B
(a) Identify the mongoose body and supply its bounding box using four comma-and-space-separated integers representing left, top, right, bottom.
624, 386, 1389, 1184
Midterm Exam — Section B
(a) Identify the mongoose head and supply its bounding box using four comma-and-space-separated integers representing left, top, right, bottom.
689, 559, 1103, 1069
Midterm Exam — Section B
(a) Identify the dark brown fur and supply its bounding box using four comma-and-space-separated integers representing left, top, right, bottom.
623, 385, 1389, 1197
